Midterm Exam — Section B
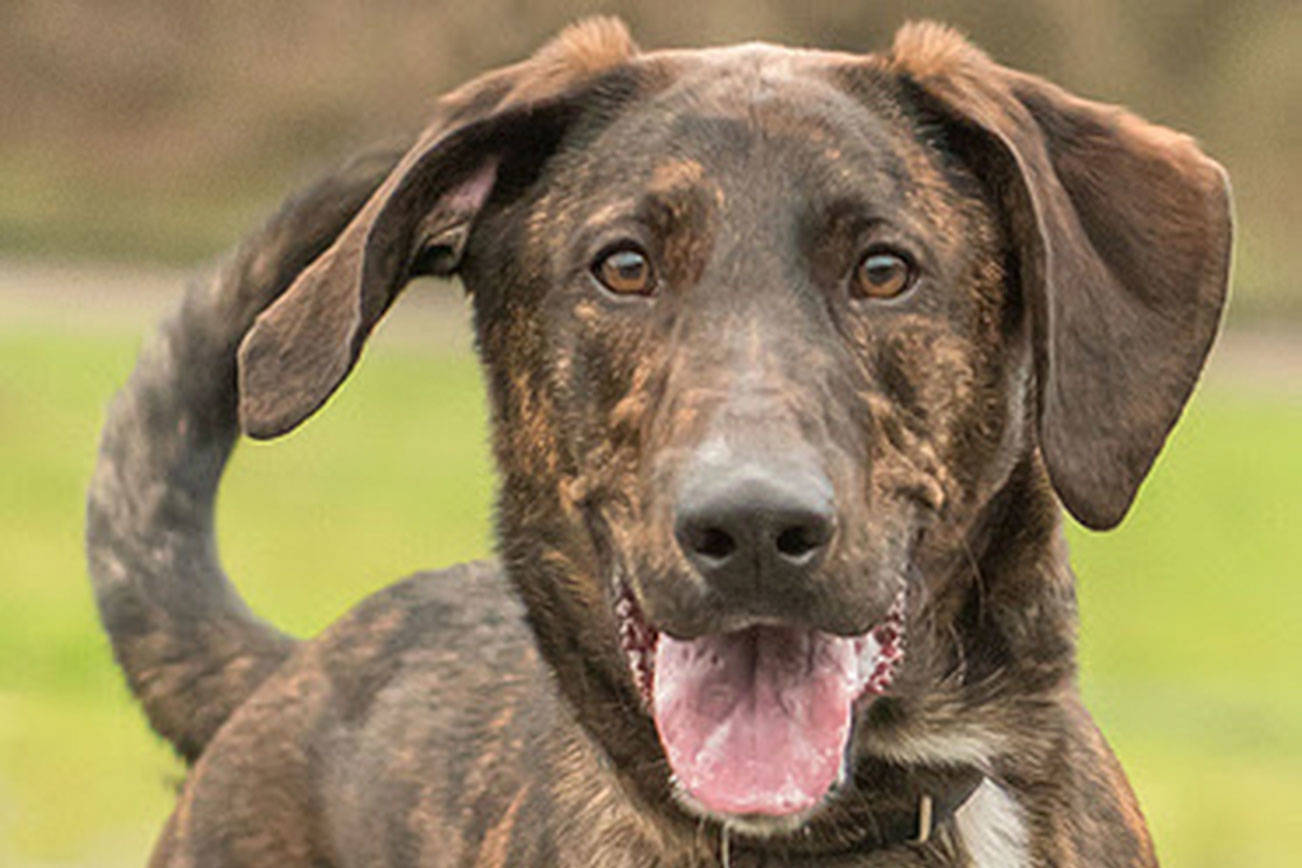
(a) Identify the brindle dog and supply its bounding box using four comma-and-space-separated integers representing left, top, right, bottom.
87, 18, 1231, 867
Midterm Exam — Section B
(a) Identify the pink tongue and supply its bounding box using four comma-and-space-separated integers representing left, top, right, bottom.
652, 626, 857, 816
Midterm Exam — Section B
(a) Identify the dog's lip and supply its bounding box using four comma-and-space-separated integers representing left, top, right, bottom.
659, 612, 819, 640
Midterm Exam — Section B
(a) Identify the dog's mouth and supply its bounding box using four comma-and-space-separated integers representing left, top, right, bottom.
615, 581, 905, 820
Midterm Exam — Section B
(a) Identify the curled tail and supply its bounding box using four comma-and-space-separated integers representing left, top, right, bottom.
86, 148, 401, 761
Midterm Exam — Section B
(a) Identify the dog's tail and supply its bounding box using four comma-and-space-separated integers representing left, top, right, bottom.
86, 148, 401, 762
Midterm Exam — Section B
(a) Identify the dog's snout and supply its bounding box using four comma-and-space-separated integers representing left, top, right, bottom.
674, 460, 836, 596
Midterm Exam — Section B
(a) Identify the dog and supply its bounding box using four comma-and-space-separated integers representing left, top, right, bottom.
87, 17, 1231, 866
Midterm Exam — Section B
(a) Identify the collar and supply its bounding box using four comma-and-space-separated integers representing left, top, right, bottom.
725, 764, 985, 863
862, 764, 985, 848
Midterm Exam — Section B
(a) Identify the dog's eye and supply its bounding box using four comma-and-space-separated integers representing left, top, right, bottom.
593, 246, 655, 296
852, 249, 914, 300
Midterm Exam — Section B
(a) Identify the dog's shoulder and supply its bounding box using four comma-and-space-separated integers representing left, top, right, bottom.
157, 562, 565, 863
203, 558, 552, 752
318, 559, 528, 652
308, 559, 545, 719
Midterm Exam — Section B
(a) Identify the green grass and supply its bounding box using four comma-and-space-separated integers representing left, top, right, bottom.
1, 321, 1299, 866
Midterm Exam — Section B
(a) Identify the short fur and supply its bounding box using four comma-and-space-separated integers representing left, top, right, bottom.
88, 18, 1230, 866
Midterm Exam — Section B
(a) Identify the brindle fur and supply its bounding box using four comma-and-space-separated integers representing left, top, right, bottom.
87, 18, 1230, 867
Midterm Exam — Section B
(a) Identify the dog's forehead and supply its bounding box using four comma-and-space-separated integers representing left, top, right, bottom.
524, 48, 970, 274
617, 47, 909, 172
539, 46, 938, 227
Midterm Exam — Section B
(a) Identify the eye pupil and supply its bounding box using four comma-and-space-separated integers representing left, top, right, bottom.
865, 259, 895, 282
595, 247, 654, 295
611, 252, 644, 280
854, 251, 912, 299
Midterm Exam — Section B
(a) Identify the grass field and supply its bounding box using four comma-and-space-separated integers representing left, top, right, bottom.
2, 302, 1300, 866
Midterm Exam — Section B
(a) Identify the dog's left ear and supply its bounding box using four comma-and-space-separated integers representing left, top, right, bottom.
888, 22, 1232, 530
237, 17, 637, 439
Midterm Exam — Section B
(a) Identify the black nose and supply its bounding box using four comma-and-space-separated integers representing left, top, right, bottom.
674, 461, 836, 599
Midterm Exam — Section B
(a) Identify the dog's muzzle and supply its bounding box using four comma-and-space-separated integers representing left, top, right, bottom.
616, 450, 907, 820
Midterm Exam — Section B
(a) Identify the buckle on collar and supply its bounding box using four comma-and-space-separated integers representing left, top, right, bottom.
910, 772, 985, 846
911, 793, 935, 845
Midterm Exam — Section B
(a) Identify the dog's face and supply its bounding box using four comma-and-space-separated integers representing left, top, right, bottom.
466, 51, 1024, 823
236, 19, 1230, 839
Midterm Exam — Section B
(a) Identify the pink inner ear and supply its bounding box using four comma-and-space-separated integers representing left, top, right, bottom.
408, 155, 501, 271
442, 156, 500, 221
402, 155, 502, 278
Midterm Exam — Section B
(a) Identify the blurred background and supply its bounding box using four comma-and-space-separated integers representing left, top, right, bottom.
1, 1, 1298, 865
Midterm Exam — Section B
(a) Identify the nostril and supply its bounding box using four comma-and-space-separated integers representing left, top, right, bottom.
693, 527, 737, 562
774, 522, 829, 562
674, 461, 836, 580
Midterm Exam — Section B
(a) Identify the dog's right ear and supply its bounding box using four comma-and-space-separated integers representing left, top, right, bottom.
237, 17, 637, 439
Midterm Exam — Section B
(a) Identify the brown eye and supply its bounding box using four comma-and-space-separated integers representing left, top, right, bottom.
593, 246, 655, 296
852, 250, 914, 299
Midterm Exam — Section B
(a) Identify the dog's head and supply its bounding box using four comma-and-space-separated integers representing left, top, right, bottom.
238, 18, 1230, 838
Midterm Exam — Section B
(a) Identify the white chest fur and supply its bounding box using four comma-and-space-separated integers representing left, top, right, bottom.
954, 778, 1030, 868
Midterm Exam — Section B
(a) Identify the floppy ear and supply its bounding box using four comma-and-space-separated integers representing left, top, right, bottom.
889, 23, 1232, 529
237, 17, 637, 439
